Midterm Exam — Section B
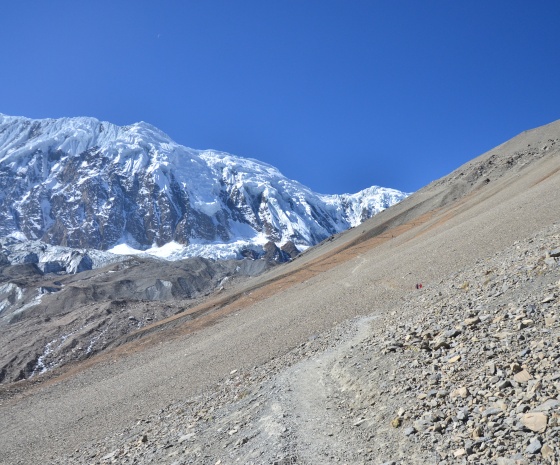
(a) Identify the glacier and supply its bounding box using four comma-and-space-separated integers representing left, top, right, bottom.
0, 113, 409, 261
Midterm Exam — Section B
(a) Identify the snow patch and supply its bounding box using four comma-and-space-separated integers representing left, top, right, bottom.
8, 231, 27, 241
108, 243, 145, 255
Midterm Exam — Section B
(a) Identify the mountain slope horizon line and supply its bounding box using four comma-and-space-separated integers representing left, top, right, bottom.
0, 113, 408, 261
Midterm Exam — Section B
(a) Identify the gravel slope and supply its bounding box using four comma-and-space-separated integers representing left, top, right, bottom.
0, 120, 559, 465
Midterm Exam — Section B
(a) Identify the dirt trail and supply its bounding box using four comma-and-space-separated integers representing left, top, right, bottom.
270, 317, 377, 464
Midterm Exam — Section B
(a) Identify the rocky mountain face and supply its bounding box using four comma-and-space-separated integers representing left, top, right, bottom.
0, 251, 273, 384
0, 114, 408, 260
0, 113, 407, 385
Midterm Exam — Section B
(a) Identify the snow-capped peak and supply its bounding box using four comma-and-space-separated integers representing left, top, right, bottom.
0, 114, 409, 260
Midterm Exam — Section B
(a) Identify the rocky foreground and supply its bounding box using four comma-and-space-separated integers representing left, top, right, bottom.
46, 222, 559, 464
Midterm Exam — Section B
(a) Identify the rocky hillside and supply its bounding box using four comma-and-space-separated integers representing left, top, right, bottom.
0, 114, 407, 260
0, 118, 558, 465
0, 250, 273, 384
47, 222, 559, 465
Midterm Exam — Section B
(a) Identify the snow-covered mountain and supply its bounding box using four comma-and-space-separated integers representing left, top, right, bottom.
0, 114, 408, 260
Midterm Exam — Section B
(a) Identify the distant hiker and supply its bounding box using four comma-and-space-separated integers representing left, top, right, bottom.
415, 283, 423, 289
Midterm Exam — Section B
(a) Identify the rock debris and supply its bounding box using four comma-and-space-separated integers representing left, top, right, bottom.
48, 223, 559, 464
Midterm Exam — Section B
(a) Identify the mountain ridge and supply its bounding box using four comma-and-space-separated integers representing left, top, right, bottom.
0, 114, 408, 260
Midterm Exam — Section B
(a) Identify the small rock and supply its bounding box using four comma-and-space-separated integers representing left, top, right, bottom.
432, 339, 450, 350
391, 417, 402, 428
445, 328, 461, 338
448, 355, 461, 364
451, 386, 469, 398
513, 369, 532, 383
526, 438, 542, 454
549, 248, 560, 257
457, 409, 469, 421
541, 294, 556, 304
403, 426, 416, 436
521, 412, 548, 432
497, 380, 511, 390
413, 418, 432, 432
464, 316, 480, 326
453, 448, 467, 457
482, 408, 502, 417
533, 399, 559, 412
519, 348, 531, 357
541, 443, 554, 459
471, 426, 483, 439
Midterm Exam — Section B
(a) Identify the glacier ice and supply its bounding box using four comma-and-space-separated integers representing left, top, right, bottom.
0, 114, 410, 261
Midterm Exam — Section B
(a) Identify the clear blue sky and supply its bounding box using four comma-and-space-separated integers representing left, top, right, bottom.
1, 1, 559, 194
